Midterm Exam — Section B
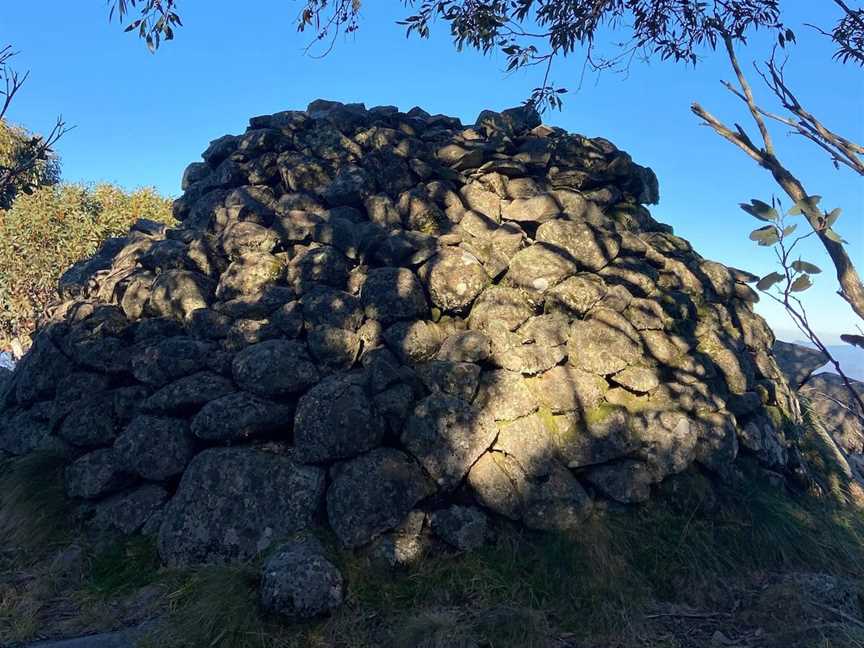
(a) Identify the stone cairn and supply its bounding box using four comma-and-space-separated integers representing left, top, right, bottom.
0, 100, 800, 617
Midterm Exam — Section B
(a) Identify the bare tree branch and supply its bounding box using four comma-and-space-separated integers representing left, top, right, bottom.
0, 46, 28, 123
692, 33, 864, 323
759, 52, 864, 174
0, 45, 70, 209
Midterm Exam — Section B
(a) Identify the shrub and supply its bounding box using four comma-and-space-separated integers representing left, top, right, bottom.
0, 119, 61, 210
0, 182, 174, 349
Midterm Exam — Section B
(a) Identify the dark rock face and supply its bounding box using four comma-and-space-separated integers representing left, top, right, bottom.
90, 484, 168, 535
327, 448, 434, 548
431, 505, 488, 551
402, 393, 497, 490
191, 391, 293, 442
232, 340, 320, 398
158, 448, 325, 565
65, 449, 131, 500
143, 371, 235, 414
293, 374, 384, 463
0, 101, 800, 585
361, 267, 428, 323
114, 416, 195, 481
773, 340, 827, 389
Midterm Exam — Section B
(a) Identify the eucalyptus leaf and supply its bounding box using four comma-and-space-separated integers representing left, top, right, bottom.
782, 224, 797, 236
756, 272, 784, 291
790, 274, 812, 292
824, 228, 847, 244
787, 195, 822, 216
840, 334, 864, 350
791, 260, 821, 274
749, 225, 779, 246
740, 200, 778, 222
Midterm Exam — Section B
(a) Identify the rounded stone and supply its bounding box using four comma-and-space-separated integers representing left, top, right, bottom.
260, 537, 344, 618
326, 448, 434, 548
149, 270, 215, 321
191, 392, 294, 442
114, 416, 195, 481
158, 448, 325, 565
361, 267, 428, 324
294, 375, 384, 464
402, 393, 497, 491
568, 310, 642, 375
232, 340, 320, 398
419, 248, 489, 312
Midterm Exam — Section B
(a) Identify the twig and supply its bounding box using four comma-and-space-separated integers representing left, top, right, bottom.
0, 45, 72, 207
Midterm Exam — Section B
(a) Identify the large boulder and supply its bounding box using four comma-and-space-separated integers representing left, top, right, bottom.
773, 340, 827, 388
232, 340, 320, 398
326, 448, 434, 548
293, 374, 385, 463
191, 392, 294, 442
158, 448, 325, 565
402, 393, 497, 490
114, 416, 195, 481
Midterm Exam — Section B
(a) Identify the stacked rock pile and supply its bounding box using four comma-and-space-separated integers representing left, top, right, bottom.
0, 100, 800, 616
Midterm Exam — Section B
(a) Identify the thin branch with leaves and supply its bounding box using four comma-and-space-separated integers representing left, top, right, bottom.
743, 197, 864, 419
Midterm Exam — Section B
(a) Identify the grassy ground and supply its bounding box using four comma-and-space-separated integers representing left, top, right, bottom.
1, 450, 864, 647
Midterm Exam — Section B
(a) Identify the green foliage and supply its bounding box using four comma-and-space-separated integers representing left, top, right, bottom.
749, 223, 780, 246
787, 194, 822, 216
85, 535, 162, 597
0, 452, 71, 557
0, 119, 61, 210
0, 182, 174, 348
739, 195, 843, 298
790, 274, 813, 292
756, 271, 784, 291
109, 0, 183, 52
791, 260, 821, 274
740, 198, 779, 222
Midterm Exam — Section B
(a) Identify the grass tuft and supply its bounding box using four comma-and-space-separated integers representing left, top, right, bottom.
0, 451, 71, 557
84, 535, 162, 598
797, 393, 864, 506
141, 563, 269, 648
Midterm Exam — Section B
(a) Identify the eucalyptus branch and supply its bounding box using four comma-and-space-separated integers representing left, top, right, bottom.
743, 198, 864, 420
692, 34, 864, 322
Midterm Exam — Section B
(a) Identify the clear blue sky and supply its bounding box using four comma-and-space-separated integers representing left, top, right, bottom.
3, 1, 862, 341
